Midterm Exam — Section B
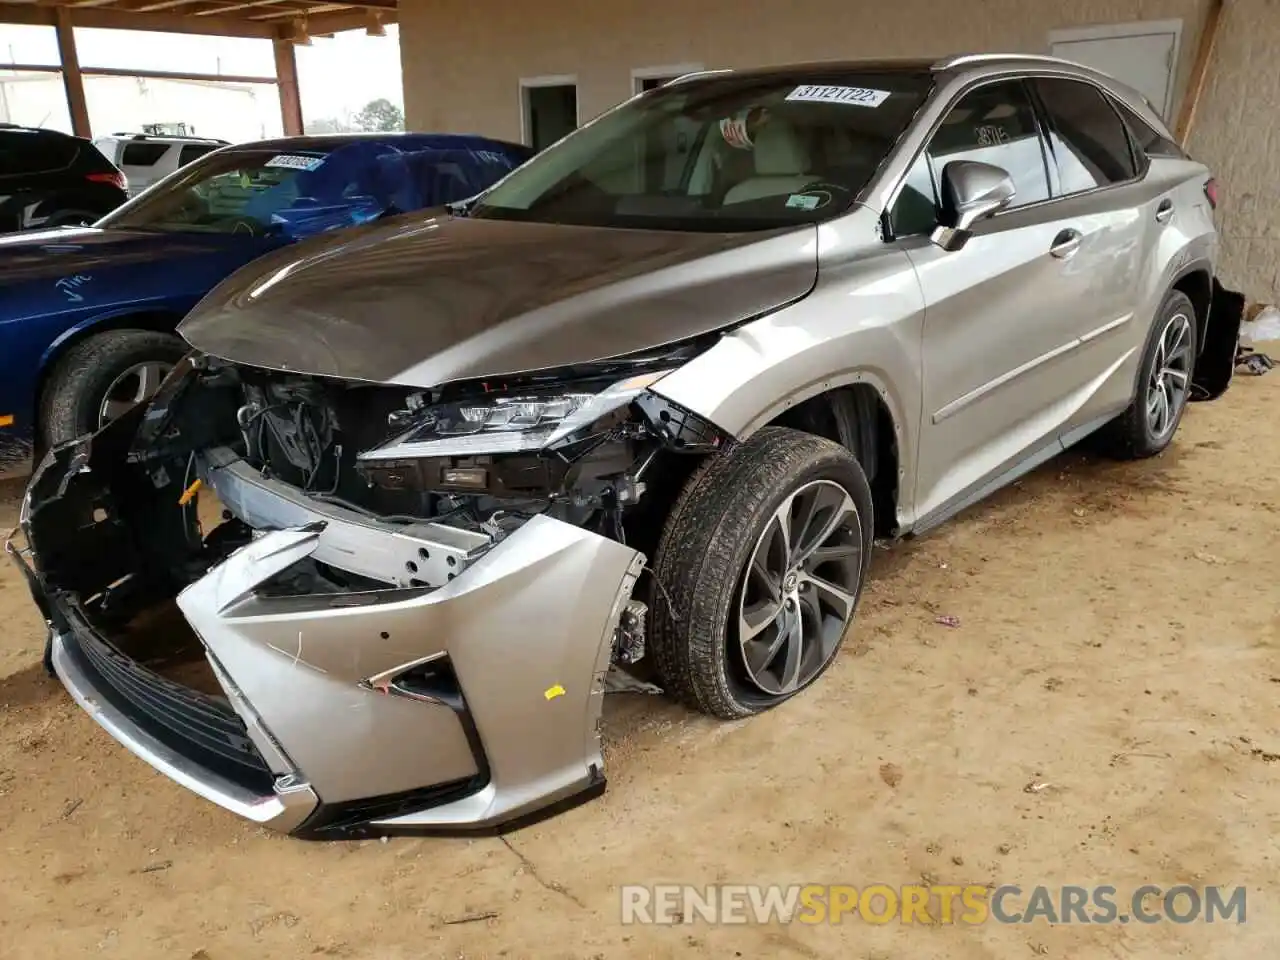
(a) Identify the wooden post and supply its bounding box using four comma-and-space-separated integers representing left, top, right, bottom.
54, 7, 91, 137
272, 36, 303, 136
1174, 0, 1225, 147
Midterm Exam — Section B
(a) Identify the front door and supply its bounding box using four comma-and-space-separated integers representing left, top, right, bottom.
895, 78, 1134, 524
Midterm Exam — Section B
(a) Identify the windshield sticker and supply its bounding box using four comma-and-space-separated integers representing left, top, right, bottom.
786, 193, 822, 211
264, 154, 324, 171
785, 85, 891, 108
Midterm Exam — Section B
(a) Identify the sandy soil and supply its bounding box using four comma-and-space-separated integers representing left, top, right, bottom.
1, 374, 1277, 960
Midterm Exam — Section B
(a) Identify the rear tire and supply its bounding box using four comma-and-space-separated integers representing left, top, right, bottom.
40, 329, 187, 447
1094, 289, 1197, 460
648, 427, 874, 720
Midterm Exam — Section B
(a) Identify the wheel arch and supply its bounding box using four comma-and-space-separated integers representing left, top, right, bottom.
760, 378, 905, 537
1170, 265, 1212, 355
34, 308, 185, 441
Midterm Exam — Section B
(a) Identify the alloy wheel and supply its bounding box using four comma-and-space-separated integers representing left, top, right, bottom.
98, 361, 172, 426
736, 479, 863, 696
1147, 312, 1193, 440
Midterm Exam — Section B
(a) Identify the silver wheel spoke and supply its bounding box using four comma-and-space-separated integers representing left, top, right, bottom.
101, 399, 135, 421
805, 542, 862, 565
793, 490, 856, 568
99, 360, 173, 426
748, 551, 781, 605
775, 617, 805, 693
740, 598, 782, 644
134, 362, 167, 401
1161, 367, 1189, 387
801, 572, 858, 624
745, 620, 791, 678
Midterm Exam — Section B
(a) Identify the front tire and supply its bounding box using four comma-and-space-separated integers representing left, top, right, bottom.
648, 427, 874, 720
40, 329, 187, 447
1095, 289, 1198, 460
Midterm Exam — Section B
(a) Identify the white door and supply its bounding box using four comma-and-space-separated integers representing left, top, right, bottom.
1050, 22, 1180, 119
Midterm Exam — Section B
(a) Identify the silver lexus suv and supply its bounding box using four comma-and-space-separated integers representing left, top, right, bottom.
10, 54, 1226, 838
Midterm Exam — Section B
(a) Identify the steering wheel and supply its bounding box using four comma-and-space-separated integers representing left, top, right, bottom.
223, 216, 263, 237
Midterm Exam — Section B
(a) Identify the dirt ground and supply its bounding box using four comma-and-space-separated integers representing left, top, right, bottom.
1, 374, 1277, 960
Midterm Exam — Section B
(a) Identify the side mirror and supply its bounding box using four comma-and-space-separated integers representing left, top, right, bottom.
931, 160, 1016, 251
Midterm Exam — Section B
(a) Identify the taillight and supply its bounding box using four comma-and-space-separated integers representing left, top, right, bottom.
86, 170, 127, 191
1204, 178, 1218, 209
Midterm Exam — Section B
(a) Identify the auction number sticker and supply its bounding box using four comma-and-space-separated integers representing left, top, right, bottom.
786, 85, 891, 108
265, 154, 325, 171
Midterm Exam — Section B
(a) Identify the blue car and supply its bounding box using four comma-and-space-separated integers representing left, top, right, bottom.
0, 132, 532, 468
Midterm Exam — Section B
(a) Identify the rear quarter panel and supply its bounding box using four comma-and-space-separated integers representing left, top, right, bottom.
1134, 158, 1218, 346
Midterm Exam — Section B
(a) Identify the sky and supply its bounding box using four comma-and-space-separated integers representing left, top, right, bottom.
0, 22, 403, 129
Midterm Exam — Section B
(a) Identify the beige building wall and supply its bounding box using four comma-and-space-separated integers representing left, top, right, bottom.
399, 0, 1279, 302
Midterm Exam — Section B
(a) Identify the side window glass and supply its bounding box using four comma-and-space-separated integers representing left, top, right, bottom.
1034, 78, 1138, 193
889, 150, 938, 237
179, 144, 217, 166
928, 80, 1050, 209
121, 142, 169, 166
1114, 101, 1186, 159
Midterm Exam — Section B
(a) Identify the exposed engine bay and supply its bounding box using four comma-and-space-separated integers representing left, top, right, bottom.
149, 347, 725, 592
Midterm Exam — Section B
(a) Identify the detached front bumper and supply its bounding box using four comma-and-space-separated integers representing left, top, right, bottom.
9, 434, 643, 838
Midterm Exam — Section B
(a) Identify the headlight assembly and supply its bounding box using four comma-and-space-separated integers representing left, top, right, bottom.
357, 369, 674, 462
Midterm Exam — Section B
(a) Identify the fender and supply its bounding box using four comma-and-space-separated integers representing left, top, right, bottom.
649, 237, 926, 530
37, 301, 192, 373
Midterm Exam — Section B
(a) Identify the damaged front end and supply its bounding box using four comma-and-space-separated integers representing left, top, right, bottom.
7, 348, 724, 837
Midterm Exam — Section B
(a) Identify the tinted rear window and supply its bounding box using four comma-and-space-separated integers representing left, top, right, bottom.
121, 142, 170, 166
1034, 78, 1138, 192
1114, 101, 1186, 159
179, 144, 219, 166
0, 130, 79, 177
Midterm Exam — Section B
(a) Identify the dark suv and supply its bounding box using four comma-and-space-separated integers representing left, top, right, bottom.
0, 125, 129, 231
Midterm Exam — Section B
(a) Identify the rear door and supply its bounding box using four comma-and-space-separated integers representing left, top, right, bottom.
1030, 76, 1150, 433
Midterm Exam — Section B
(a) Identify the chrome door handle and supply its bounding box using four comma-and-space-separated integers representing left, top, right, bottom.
1050, 228, 1082, 259
1155, 199, 1175, 223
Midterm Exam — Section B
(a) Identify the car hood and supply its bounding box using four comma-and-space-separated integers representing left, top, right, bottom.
177, 213, 819, 387
0, 226, 271, 284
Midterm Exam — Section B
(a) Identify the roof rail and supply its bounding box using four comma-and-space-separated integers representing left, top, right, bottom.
107, 131, 225, 142
668, 68, 733, 85
931, 52, 1079, 70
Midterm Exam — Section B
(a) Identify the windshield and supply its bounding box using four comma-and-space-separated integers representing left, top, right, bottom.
99, 139, 526, 238
471, 69, 932, 232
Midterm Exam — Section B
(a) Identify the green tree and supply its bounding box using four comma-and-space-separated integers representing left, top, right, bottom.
351, 98, 404, 132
